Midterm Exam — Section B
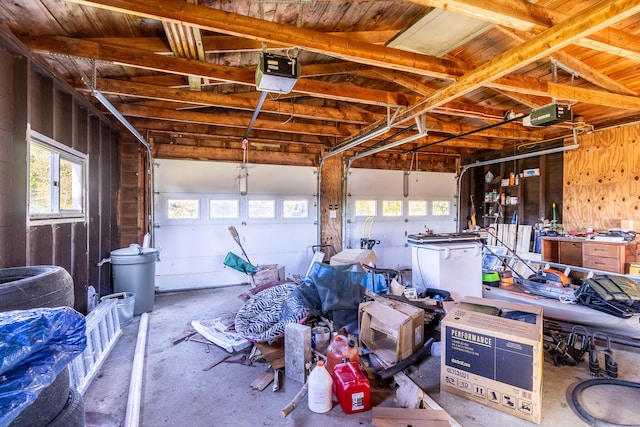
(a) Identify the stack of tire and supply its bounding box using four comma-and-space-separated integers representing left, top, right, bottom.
0, 266, 85, 427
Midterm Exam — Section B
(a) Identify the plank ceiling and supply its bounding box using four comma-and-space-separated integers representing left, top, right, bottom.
3, 0, 640, 172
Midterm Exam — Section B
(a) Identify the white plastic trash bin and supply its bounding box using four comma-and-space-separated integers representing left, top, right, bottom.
106, 244, 159, 315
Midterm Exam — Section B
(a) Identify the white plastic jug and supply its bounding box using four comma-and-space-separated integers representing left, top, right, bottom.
308, 361, 333, 413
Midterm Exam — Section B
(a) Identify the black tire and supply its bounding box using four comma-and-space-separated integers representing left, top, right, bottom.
9, 367, 71, 427
0, 266, 74, 311
46, 388, 85, 427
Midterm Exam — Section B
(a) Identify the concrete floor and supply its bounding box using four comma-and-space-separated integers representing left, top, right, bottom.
83, 285, 640, 426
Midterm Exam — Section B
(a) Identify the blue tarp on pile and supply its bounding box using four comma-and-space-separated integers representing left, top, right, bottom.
0, 307, 86, 426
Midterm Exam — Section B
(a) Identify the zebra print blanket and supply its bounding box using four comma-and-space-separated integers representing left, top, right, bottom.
234, 283, 308, 343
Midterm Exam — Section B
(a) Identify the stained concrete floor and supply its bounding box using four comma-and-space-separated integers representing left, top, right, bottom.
83, 285, 640, 426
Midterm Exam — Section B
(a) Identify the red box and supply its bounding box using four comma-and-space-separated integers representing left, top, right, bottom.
333, 362, 371, 414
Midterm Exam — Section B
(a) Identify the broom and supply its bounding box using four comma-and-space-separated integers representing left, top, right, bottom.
228, 226, 253, 265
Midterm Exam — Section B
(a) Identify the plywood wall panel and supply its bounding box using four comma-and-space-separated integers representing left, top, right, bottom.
564, 126, 640, 232
320, 155, 342, 255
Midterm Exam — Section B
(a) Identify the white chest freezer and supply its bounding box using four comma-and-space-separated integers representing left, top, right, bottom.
410, 241, 482, 300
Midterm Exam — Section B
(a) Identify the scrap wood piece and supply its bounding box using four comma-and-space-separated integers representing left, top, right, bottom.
254, 340, 285, 369
371, 407, 450, 427
171, 327, 196, 345
189, 334, 212, 345
393, 372, 461, 427
250, 368, 274, 391
203, 354, 231, 371
224, 353, 252, 366
281, 381, 308, 417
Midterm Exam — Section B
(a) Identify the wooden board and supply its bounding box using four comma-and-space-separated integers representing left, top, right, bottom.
254, 339, 285, 369
564, 128, 640, 232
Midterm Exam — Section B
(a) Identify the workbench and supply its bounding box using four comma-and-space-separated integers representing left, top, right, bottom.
540, 236, 638, 274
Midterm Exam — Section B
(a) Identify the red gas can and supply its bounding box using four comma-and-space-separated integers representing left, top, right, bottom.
333, 362, 371, 414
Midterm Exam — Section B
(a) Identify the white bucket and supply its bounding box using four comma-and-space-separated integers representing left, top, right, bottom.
101, 292, 136, 326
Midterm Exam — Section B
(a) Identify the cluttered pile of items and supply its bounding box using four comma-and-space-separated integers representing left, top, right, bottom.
201, 239, 456, 424
190, 234, 557, 425
200, 224, 640, 426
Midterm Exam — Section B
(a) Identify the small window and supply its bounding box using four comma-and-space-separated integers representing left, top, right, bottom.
168, 199, 199, 219
248, 200, 275, 218
432, 200, 451, 216
355, 200, 376, 216
210, 200, 239, 219
382, 200, 402, 216
283, 200, 308, 218
408, 200, 427, 216
28, 128, 87, 222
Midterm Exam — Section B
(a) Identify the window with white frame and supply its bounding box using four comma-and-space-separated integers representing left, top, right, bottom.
28, 128, 87, 222
167, 199, 200, 219
354, 200, 376, 216
248, 199, 275, 218
432, 200, 451, 216
210, 199, 239, 219
382, 200, 402, 216
283, 200, 308, 218
408, 200, 428, 216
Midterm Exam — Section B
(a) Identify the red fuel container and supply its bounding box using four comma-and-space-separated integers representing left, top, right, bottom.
333, 362, 371, 414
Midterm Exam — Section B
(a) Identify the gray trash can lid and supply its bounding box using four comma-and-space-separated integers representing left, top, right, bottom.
111, 244, 159, 257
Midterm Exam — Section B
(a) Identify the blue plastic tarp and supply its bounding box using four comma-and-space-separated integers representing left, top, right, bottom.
0, 307, 86, 427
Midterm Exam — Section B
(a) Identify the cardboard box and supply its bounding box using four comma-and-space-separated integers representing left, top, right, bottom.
359, 300, 424, 365
371, 407, 449, 427
253, 264, 285, 286
330, 249, 377, 266
440, 296, 543, 424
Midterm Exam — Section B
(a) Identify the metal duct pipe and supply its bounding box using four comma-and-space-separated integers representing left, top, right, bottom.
92, 90, 155, 246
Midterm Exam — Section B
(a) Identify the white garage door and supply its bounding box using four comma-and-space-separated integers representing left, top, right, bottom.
153, 159, 317, 291
346, 169, 457, 271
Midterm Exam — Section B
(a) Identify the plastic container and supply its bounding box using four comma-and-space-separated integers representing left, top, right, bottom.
326, 335, 358, 377
307, 361, 333, 413
311, 326, 331, 353
333, 362, 371, 414
107, 244, 159, 315
100, 292, 136, 326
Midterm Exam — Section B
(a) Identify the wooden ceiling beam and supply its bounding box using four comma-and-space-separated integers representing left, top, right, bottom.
24, 36, 415, 107
113, 103, 357, 136
548, 82, 640, 110
495, 25, 638, 96
382, 0, 640, 129
153, 143, 319, 166
409, 0, 551, 32
66, 0, 468, 80
92, 79, 382, 124
414, 0, 640, 62
88, 30, 400, 54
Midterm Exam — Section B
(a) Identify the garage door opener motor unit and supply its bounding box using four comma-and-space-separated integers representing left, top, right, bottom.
255, 52, 300, 94
524, 102, 572, 127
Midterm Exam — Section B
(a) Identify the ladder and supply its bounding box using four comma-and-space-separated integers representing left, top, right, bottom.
68, 299, 122, 395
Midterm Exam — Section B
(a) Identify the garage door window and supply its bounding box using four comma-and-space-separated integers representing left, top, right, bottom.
168, 199, 199, 219
248, 200, 275, 218
283, 200, 308, 218
210, 200, 239, 219
432, 200, 450, 216
408, 200, 427, 216
382, 200, 402, 216
28, 128, 87, 223
355, 200, 376, 216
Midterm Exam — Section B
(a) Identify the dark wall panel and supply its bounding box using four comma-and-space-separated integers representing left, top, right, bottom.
0, 35, 122, 314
